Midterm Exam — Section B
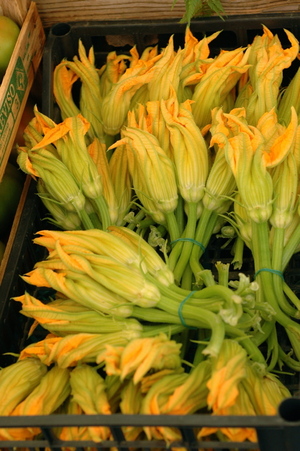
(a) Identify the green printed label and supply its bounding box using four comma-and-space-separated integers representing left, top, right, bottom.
0, 57, 28, 164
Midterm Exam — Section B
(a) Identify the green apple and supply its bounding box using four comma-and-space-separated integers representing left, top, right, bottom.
0, 15, 20, 80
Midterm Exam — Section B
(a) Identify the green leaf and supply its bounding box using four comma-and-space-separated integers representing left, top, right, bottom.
179, 0, 225, 25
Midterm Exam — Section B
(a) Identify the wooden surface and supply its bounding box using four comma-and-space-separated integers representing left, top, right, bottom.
0, 1, 45, 180
0, 2, 45, 281
34, 0, 300, 28
0, 0, 31, 26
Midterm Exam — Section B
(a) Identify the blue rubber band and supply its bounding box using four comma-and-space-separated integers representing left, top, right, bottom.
178, 291, 198, 330
170, 238, 206, 252
254, 268, 284, 280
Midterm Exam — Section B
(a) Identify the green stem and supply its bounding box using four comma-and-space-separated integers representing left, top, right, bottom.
252, 221, 298, 329
278, 345, 300, 371
283, 282, 300, 316
165, 211, 181, 243
250, 320, 276, 347
77, 208, 95, 230
174, 194, 185, 237
266, 325, 279, 372
148, 273, 244, 307
181, 264, 193, 291
272, 226, 297, 317
157, 295, 225, 357
282, 221, 300, 270
231, 235, 244, 269
92, 195, 111, 230
136, 218, 156, 231
168, 234, 185, 273
173, 202, 198, 285
252, 220, 300, 364
141, 324, 186, 337
215, 261, 229, 287
189, 207, 218, 282
89, 211, 102, 229
126, 209, 146, 230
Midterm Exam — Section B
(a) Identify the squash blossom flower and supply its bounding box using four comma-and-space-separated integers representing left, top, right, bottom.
160, 95, 209, 204
55, 413, 86, 449
36, 179, 83, 230
241, 363, 291, 416
101, 59, 155, 136
198, 386, 258, 443
53, 63, 80, 119
19, 331, 141, 368
206, 339, 248, 413
256, 108, 298, 229
201, 107, 238, 214
109, 136, 167, 225
119, 379, 144, 441
88, 138, 119, 224
233, 193, 253, 250
32, 114, 103, 201
54, 40, 105, 141
1, 366, 71, 441
17, 146, 87, 215
13, 292, 143, 337
30, 112, 111, 229
0, 358, 47, 416
278, 67, 300, 125
270, 151, 298, 229
133, 101, 172, 158
98, 333, 182, 384
109, 126, 178, 216
30, 234, 161, 308
108, 225, 174, 286
237, 25, 299, 126
33, 228, 145, 272
179, 28, 221, 100
141, 371, 189, 442
69, 364, 111, 441
140, 360, 211, 443
129, 46, 162, 107
99, 51, 131, 96
192, 46, 251, 129
108, 143, 133, 225
211, 107, 269, 222
222, 107, 298, 223
163, 359, 211, 415
147, 35, 184, 102
58, 398, 99, 442
22, 266, 135, 317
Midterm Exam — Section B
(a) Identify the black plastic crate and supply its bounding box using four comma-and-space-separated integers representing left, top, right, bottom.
1, 410, 300, 451
41, 13, 300, 120
0, 179, 50, 368
1, 14, 300, 451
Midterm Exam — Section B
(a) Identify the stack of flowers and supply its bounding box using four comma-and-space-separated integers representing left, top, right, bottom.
1, 24, 300, 447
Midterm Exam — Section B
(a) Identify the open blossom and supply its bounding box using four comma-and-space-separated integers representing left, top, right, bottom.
236, 25, 299, 125
211, 107, 298, 223
98, 333, 182, 384
206, 339, 248, 412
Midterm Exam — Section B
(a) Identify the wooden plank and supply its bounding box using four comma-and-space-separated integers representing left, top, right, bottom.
0, 0, 31, 27
0, 1, 45, 181
0, 2, 45, 282
34, 0, 300, 29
